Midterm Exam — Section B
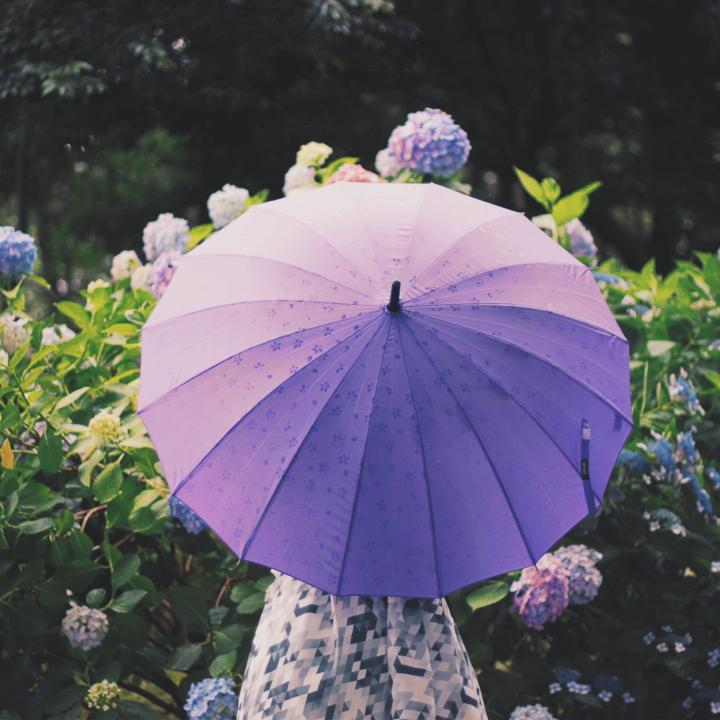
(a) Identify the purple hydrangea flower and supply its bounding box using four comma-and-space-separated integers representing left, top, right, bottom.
0, 227, 37, 279
61, 601, 109, 651
168, 495, 207, 534
553, 544, 603, 605
618, 449, 651, 474
510, 554, 570, 630
151, 250, 181, 300
184, 677, 238, 720
142, 213, 190, 262
387, 108, 470, 177
565, 219, 598, 261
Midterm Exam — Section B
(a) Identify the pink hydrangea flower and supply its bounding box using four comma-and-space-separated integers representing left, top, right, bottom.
326, 164, 384, 185
510, 554, 570, 630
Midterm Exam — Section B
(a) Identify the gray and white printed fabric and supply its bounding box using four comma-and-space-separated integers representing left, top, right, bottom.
237, 571, 488, 719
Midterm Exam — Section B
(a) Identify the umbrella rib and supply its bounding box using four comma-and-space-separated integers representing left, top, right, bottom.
407, 300, 623, 341
336, 319, 393, 595
181, 251, 379, 304
396, 319, 445, 598
142, 298, 379, 332
408, 310, 632, 425
406, 312, 608, 504
169, 315, 386, 501
239, 317, 391, 562
405, 261, 590, 306
403, 211, 521, 298
137, 309, 383, 415
256, 204, 383, 296
399, 316, 538, 567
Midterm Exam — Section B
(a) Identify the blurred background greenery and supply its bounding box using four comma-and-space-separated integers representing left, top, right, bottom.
1, 0, 719, 289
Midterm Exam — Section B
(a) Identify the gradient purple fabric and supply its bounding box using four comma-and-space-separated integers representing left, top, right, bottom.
138, 182, 632, 598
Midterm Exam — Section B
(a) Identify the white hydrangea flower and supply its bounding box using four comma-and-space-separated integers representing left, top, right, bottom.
0, 314, 28, 354
207, 183, 250, 228
142, 213, 190, 262
110, 250, 141, 281
375, 148, 402, 178
130, 263, 154, 292
283, 163, 319, 196
296, 142, 332, 167
41, 324, 76, 346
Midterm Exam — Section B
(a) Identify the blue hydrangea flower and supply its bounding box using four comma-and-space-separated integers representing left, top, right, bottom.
646, 436, 676, 476
387, 108, 470, 177
142, 213, 190, 262
618, 449, 651, 474
168, 495, 207, 534
591, 271, 628, 288
184, 677, 238, 720
552, 666, 582, 684
0, 227, 37, 279
681, 470, 714, 516
668, 368, 704, 416
61, 601, 109, 651
565, 219, 598, 261
706, 467, 720, 492
593, 673, 623, 695
677, 430, 698, 464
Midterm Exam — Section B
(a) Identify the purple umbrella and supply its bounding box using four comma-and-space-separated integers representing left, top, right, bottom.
138, 182, 632, 598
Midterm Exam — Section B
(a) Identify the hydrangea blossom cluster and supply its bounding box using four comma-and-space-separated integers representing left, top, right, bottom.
643, 508, 687, 536
0, 314, 29, 354
151, 250, 181, 300
207, 183, 250, 228
88, 411, 123, 446
386, 108, 470, 177
375, 148, 403, 178
283, 163, 319, 196
184, 677, 238, 720
510, 554, 570, 630
508, 704, 557, 720
168, 495, 207, 534
591, 271, 629, 289
643, 626, 693, 655
550, 666, 632, 705
130, 263, 154, 292
668, 367, 705, 415
61, 601, 109, 651
296, 141, 333, 167
552, 544, 604, 604
41, 324, 75, 347
85, 680, 121, 711
326, 163, 384, 184
142, 213, 190, 262
110, 250, 141, 281
564, 219, 598, 263
0, 226, 37, 278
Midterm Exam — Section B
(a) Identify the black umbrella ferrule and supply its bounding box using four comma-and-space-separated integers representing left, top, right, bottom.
387, 280, 401, 313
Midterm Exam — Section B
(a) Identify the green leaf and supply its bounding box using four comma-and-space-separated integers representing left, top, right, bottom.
55, 301, 91, 330
700, 367, 720, 389
209, 650, 237, 677
541, 177, 561, 203
466, 581, 509, 610
647, 340, 676, 357
110, 588, 147, 613
86, 587, 107, 608
513, 167, 548, 210
187, 223, 215, 251
167, 642, 203, 671
78, 448, 103, 487
169, 586, 209, 630
120, 435, 155, 450
106, 323, 138, 337
247, 188, 269, 206
552, 191, 590, 226
93, 461, 124, 503
37, 427, 64, 473
18, 517, 54, 535
574, 180, 603, 196
212, 623, 247, 654
235, 592, 266, 615
112, 553, 140, 589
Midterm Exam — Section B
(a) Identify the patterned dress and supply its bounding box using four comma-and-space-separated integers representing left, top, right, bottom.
237, 571, 488, 719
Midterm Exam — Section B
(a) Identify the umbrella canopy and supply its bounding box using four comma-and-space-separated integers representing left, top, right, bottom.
138, 182, 632, 598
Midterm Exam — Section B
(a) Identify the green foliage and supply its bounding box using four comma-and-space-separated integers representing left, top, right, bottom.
1, 168, 719, 718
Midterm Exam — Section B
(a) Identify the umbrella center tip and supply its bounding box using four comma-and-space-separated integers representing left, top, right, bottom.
386, 280, 402, 313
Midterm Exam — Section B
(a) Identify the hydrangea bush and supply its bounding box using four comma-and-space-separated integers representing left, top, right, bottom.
1, 111, 719, 719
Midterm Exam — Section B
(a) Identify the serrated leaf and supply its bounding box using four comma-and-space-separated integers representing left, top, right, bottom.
235, 592, 266, 615
55, 301, 90, 330
37, 428, 64, 473
1, 438, 14, 470
110, 588, 147, 613
513, 167, 548, 210
466, 581, 509, 610
209, 650, 237, 677
112, 554, 140, 589
552, 191, 590, 226
86, 587, 107, 608
93, 462, 124, 503
167, 642, 203, 671
18, 517, 54, 535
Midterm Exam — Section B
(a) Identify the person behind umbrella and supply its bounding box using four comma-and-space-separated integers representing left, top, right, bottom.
235, 568, 488, 719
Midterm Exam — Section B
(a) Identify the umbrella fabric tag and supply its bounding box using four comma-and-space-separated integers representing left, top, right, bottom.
581, 419, 596, 514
